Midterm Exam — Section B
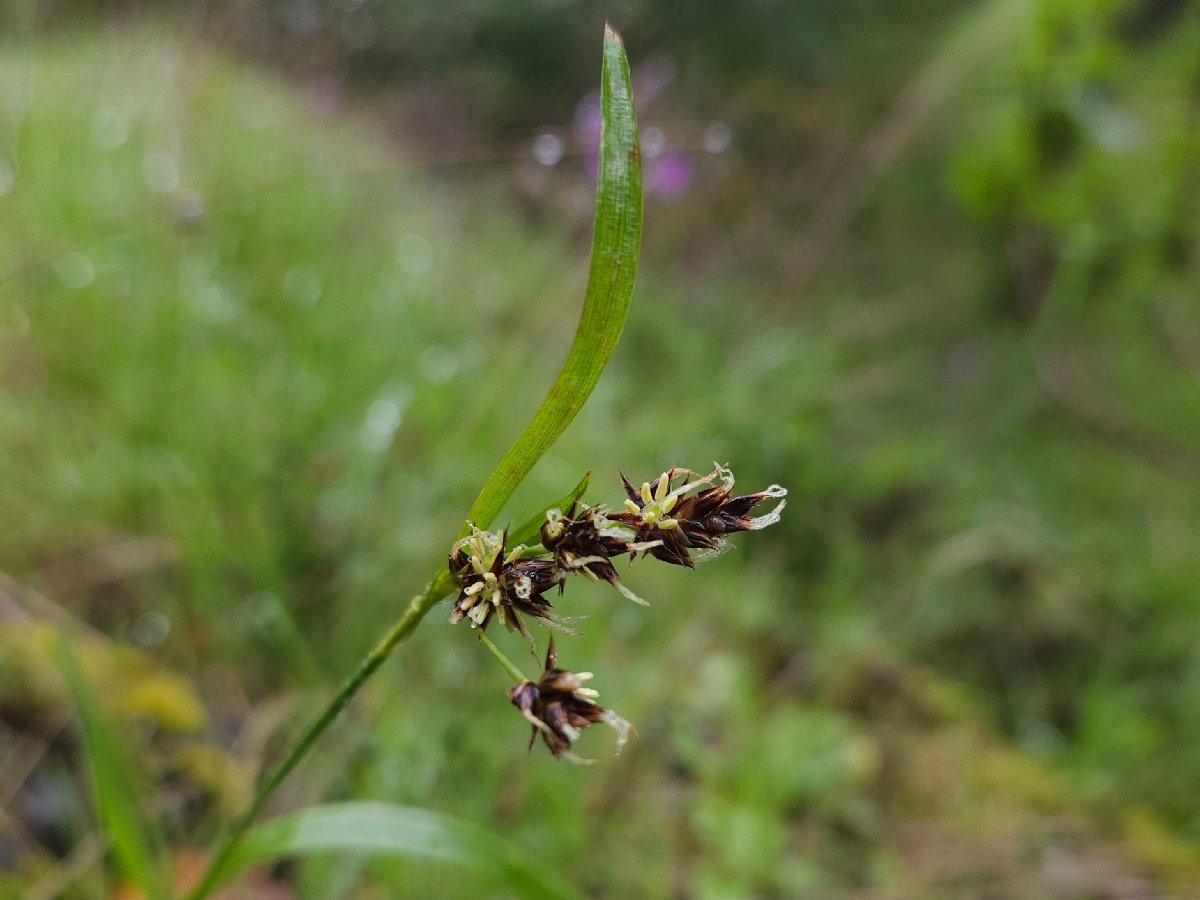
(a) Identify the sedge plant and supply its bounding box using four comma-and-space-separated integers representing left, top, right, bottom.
182, 26, 645, 897
56, 25, 786, 899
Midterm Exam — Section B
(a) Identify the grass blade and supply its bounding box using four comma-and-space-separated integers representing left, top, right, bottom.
225, 802, 575, 900
462, 24, 641, 535
57, 638, 169, 900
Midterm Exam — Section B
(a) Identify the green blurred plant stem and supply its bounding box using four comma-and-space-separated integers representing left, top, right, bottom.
186, 570, 455, 900
477, 630, 531, 683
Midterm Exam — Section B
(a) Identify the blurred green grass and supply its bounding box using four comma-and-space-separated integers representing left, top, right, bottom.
3, 10, 1200, 898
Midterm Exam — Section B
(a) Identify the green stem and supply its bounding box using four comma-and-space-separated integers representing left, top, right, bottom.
476, 630, 531, 683
186, 571, 455, 900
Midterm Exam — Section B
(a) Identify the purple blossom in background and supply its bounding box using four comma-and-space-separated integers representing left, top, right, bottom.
573, 94, 602, 147
645, 150, 694, 199
571, 59, 694, 197
574, 94, 602, 179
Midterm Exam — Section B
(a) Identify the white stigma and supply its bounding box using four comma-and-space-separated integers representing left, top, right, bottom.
747, 485, 788, 530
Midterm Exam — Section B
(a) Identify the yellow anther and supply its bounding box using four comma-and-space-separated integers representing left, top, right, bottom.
640, 481, 653, 504
654, 474, 670, 502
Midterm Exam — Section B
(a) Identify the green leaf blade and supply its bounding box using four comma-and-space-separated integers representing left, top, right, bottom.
462, 25, 642, 535
189, 28, 640, 900
227, 802, 575, 900
58, 638, 170, 900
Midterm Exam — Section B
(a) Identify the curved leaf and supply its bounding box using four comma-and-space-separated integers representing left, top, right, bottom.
462, 25, 642, 535
225, 802, 575, 900
188, 28, 641, 900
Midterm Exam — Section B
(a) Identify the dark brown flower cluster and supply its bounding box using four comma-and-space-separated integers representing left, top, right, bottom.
539, 501, 656, 605
508, 638, 631, 762
611, 463, 787, 569
448, 527, 566, 642
448, 463, 786, 760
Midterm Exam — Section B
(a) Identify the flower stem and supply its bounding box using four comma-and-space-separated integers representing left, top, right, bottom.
186, 570, 455, 900
476, 629, 531, 682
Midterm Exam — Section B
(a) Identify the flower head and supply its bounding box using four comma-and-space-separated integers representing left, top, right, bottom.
448, 525, 566, 641
540, 501, 656, 605
611, 463, 787, 568
507, 638, 631, 763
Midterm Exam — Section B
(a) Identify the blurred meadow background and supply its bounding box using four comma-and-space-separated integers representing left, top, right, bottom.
3, 0, 1200, 896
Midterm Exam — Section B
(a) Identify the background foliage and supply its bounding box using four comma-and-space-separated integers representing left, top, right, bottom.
2, 0, 1199, 896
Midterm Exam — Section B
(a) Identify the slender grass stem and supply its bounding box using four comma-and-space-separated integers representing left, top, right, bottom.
476, 630, 531, 683
186, 570, 455, 900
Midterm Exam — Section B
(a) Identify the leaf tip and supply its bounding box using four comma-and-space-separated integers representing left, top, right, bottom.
604, 23, 623, 47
